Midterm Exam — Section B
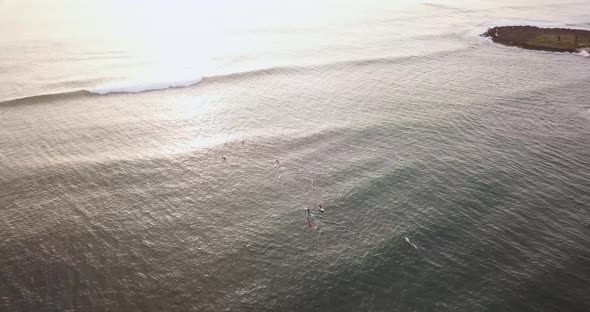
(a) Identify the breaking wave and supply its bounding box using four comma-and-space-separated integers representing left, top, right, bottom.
0, 48, 466, 106
89, 77, 204, 95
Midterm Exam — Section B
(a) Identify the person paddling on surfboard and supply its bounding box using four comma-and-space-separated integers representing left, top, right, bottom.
304, 207, 315, 229
405, 236, 418, 249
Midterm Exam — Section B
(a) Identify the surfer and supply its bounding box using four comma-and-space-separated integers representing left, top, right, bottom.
274, 159, 280, 165
304, 207, 315, 229
404, 237, 418, 249
317, 203, 324, 213
221, 156, 227, 161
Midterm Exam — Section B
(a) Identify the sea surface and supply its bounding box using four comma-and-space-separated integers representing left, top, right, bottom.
1, 0, 590, 311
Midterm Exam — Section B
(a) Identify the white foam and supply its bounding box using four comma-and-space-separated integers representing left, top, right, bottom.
575, 49, 590, 57
89, 76, 203, 95
480, 19, 567, 29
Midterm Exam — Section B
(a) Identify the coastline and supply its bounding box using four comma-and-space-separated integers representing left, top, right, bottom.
482, 25, 590, 53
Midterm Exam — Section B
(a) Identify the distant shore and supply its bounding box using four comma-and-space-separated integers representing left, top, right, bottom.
482, 26, 590, 53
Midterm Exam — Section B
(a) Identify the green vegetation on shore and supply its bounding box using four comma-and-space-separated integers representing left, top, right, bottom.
482, 26, 590, 53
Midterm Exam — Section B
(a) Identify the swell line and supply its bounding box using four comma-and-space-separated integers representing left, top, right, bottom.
0, 48, 467, 107
0, 90, 94, 107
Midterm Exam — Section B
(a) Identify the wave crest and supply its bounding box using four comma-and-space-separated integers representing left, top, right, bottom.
1, 49, 467, 105
89, 76, 204, 95
0, 90, 93, 107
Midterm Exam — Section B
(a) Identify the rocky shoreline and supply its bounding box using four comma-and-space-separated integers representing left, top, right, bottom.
482, 26, 590, 53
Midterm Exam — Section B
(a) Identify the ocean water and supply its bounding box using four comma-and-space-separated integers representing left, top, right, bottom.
1, 0, 590, 311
